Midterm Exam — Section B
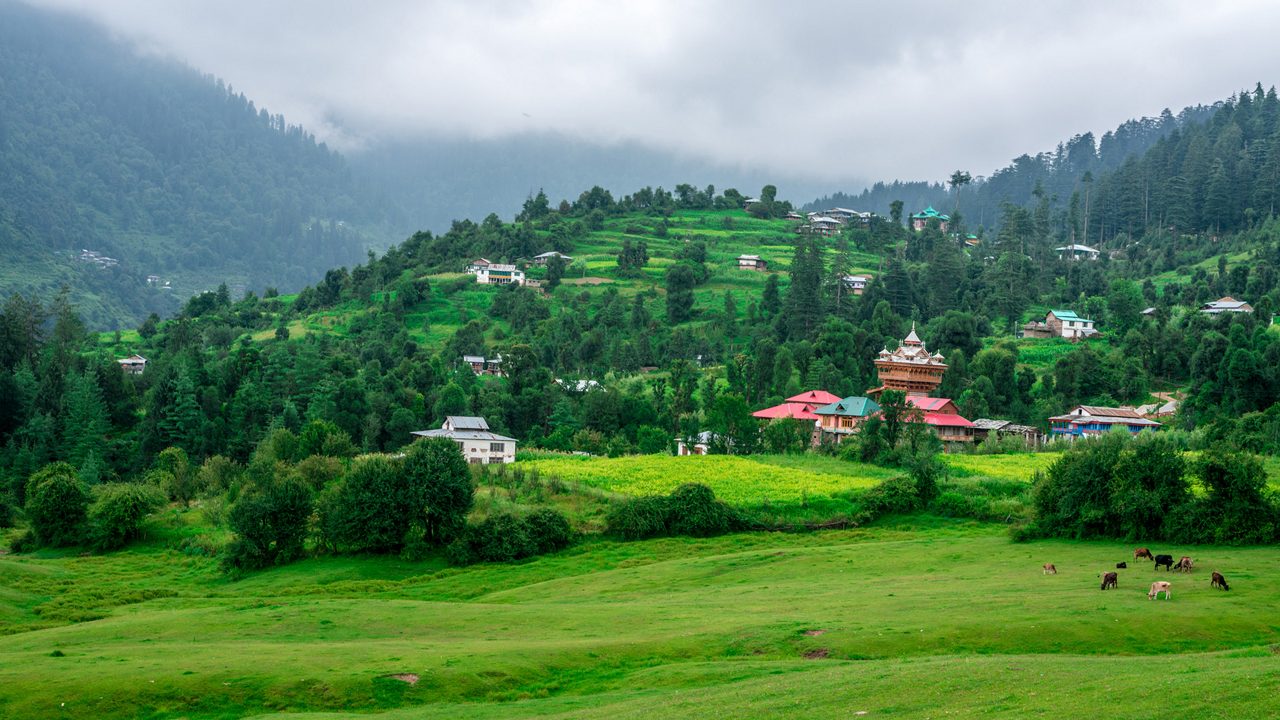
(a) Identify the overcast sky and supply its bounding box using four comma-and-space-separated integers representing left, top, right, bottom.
30, 0, 1280, 186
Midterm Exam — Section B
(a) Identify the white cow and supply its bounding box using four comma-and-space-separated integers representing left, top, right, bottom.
1148, 581, 1172, 600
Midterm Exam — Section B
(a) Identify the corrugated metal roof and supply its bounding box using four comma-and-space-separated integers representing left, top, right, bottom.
412, 429, 517, 442
814, 396, 880, 417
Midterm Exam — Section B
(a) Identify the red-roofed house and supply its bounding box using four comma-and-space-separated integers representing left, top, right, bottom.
751, 390, 840, 423
905, 396, 974, 444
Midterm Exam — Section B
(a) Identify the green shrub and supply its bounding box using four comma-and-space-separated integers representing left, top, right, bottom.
196, 455, 242, 496
605, 484, 737, 540
448, 507, 574, 565
523, 508, 573, 554
860, 475, 922, 517
223, 476, 313, 571
25, 464, 91, 547
317, 439, 472, 554
0, 494, 14, 528
88, 483, 166, 551
666, 483, 736, 537
8, 530, 36, 553
605, 496, 670, 540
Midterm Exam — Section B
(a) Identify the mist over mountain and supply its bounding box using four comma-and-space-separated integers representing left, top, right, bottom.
0, 1, 388, 328
349, 134, 858, 236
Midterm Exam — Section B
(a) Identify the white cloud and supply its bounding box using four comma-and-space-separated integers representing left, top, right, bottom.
28, 0, 1280, 184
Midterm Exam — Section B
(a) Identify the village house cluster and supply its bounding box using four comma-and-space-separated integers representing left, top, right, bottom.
794, 207, 875, 237
677, 325, 1170, 454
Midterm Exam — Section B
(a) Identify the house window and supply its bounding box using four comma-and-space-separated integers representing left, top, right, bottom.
490, 442, 505, 453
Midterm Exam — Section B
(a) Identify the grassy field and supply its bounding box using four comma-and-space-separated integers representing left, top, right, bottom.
2, 521, 1279, 719
522, 453, 900, 506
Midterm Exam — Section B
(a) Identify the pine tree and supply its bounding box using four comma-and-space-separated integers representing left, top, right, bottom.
61, 368, 108, 468
159, 367, 203, 455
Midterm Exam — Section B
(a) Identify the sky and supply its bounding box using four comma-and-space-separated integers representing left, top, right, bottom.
29, 0, 1280, 187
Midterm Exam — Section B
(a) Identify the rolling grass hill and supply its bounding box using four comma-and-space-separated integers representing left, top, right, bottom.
2, 520, 1278, 719
213, 208, 882, 356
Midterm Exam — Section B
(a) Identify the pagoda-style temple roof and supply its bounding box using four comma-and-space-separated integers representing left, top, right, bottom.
876, 323, 946, 367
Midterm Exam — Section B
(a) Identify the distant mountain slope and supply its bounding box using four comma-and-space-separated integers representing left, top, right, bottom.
0, 1, 391, 328
348, 133, 856, 236
805, 103, 1220, 230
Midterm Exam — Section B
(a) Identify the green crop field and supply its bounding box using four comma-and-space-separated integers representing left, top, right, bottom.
522, 454, 900, 505
3, 521, 1279, 719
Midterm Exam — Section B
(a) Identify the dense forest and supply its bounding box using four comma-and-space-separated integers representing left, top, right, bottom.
0, 1, 389, 328
806, 102, 1219, 233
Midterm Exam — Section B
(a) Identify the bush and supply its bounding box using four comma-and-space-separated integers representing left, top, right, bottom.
25, 464, 91, 547
88, 483, 166, 552
196, 456, 242, 496
462, 513, 532, 563
448, 508, 574, 565
223, 476, 313, 571
9, 530, 37, 553
317, 439, 472, 554
293, 455, 344, 491
524, 508, 573, 553
0, 494, 14, 528
605, 484, 737, 540
666, 483, 735, 537
155, 447, 198, 506
605, 496, 670, 540
859, 475, 922, 517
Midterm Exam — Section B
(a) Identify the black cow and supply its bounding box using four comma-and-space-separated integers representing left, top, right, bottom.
1211, 571, 1230, 591
1154, 554, 1174, 571
1116, 561, 1127, 569
1100, 571, 1118, 590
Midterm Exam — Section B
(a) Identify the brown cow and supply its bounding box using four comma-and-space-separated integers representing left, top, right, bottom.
1173, 556, 1194, 573
1134, 548, 1154, 560
1148, 581, 1172, 600
1211, 572, 1230, 591
1100, 571, 1118, 590
1043, 563, 1057, 575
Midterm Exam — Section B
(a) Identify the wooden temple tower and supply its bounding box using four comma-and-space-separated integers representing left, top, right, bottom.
868, 323, 947, 399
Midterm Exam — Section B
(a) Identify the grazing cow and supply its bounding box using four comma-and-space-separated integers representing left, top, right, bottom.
1100, 571, 1118, 590
1173, 556, 1194, 573
1043, 563, 1057, 575
1116, 562, 1128, 569
1211, 572, 1230, 591
1134, 548, 1154, 560
1154, 554, 1175, 571
1148, 581, 1172, 600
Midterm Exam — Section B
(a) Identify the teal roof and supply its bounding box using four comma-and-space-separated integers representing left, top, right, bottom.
1050, 309, 1093, 323
911, 206, 950, 221
814, 396, 881, 417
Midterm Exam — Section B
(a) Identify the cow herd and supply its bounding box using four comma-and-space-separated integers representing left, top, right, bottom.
1044, 547, 1233, 600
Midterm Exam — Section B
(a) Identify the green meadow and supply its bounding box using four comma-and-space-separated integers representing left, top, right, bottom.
2, 517, 1278, 720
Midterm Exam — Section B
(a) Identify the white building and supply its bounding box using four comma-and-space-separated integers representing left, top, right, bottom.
842, 275, 871, 295
531, 251, 573, 266
411, 416, 517, 464
1201, 296, 1254, 314
474, 264, 526, 286
117, 354, 147, 375
1055, 244, 1101, 260
676, 431, 714, 456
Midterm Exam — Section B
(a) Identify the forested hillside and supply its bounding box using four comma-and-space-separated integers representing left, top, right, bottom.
807, 102, 1219, 231
0, 2, 388, 328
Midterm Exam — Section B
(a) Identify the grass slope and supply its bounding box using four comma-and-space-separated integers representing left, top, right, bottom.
2, 523, 1279, 719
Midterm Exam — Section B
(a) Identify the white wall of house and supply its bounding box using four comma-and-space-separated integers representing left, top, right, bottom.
452, 437, 517, 464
